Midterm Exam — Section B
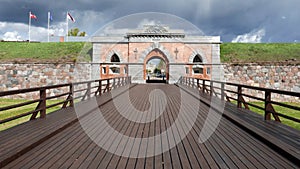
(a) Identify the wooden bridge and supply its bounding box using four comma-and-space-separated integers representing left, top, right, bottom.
0, 77, 299, 168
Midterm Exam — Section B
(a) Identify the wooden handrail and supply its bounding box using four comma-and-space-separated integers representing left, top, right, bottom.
0, 76, 131, 125
179, 76, 300, 124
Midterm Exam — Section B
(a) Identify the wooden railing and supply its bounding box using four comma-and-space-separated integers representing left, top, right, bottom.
178, 76, 300, 123
0, 76, 131, 125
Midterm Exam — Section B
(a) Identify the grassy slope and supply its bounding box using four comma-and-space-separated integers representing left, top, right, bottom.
0, 42, 91, 63
1, 42, 300, 63
233, 101, 300, 130
0, 98, 63, 131
220, 43, 300, 63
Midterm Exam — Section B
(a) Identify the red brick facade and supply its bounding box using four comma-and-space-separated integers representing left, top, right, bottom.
91, 26, 221, 83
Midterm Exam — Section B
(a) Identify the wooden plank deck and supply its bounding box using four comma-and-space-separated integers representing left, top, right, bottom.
1, 84, 299, 168
177, 84, 300, 164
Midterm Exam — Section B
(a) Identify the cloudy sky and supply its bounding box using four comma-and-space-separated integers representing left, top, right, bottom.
0, 0, 299, 42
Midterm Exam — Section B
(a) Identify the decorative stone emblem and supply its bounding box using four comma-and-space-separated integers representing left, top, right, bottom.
144, 25, 168, 34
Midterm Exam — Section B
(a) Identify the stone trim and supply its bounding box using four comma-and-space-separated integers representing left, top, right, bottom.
188, 50, 207, 64
105, 50, 125, 63
138, 42, 175, 63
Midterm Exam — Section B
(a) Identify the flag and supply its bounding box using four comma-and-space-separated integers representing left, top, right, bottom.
47, 12, 53, 42
49, 12, 53, 21
67, 12, 75, 22
30, 12, 37, 19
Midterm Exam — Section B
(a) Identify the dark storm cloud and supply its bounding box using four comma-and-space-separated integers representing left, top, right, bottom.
189, 0, 300, 42
0, 0, 299, 42
0, 0, 115, 26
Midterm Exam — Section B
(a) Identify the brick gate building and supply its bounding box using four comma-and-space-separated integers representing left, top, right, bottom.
91, 25, 221, 83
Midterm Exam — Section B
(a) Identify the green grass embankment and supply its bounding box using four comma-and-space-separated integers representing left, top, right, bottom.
0, 42, 300, 63
232, 101, 300, 130
0, 42, 91, 63
0, 98, 63, 131
221, 43, 300, 63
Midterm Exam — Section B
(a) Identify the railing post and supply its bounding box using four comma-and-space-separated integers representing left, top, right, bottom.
186, 77, 188, 86
237, 86, 242, 108
197, 79, 200, 90
70, 84, 74, 107
112, 78, 116, 89
221, 83, 225, 101
116, 78, 119, 88
106, 80, 110, 92
265, 90, 281, 122
202, 80, 205, 93
99, 80, 102, 96
106, 79, 110, 92
265, 91, 271, 120
193, 78, 196, 88
186, 77, 188, 85
87, 81, 91, 99
63, 84, 73, 108
210, 81, 213, 96
40, 89, 46, 118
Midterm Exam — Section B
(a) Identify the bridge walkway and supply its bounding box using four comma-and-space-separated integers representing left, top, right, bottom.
0, 84, 299, 168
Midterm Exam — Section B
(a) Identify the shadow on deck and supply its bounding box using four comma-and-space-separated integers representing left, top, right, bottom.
146, 80, 167, 83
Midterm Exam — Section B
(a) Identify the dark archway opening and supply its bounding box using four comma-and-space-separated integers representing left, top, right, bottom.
193, 54, 202, 63
111, 54, 120, 62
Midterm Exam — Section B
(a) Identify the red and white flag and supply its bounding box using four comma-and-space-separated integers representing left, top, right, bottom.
30, 12, 37, 19
67, 12, 75, 22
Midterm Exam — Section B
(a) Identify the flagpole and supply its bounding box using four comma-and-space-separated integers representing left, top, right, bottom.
28, 11, 31, 42
48, 12, 50, 42
66, 12, 68, 42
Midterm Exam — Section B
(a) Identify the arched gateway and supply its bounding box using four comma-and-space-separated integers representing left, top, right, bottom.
91, 25, 221, 83
144, 49, 169, 82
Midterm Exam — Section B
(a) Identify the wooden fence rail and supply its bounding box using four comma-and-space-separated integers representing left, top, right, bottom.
178, 76, 300, 123
0, 76, 131, 125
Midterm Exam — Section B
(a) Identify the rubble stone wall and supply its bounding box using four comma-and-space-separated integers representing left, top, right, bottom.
223, 63, 300, 102
0, 63, 91, 99
0, 63, 298, 102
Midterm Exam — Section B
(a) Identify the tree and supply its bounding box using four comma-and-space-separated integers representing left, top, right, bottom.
79, 32, 86, 37
68, 28, 79, 36
68, 28, 86, 37
157, 59, 166, 70
153, 68, 161, 74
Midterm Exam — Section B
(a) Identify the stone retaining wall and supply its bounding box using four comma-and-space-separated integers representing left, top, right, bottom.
0, 63, 91, 99
0, 63, 298, 102
223, 63, 300, 102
